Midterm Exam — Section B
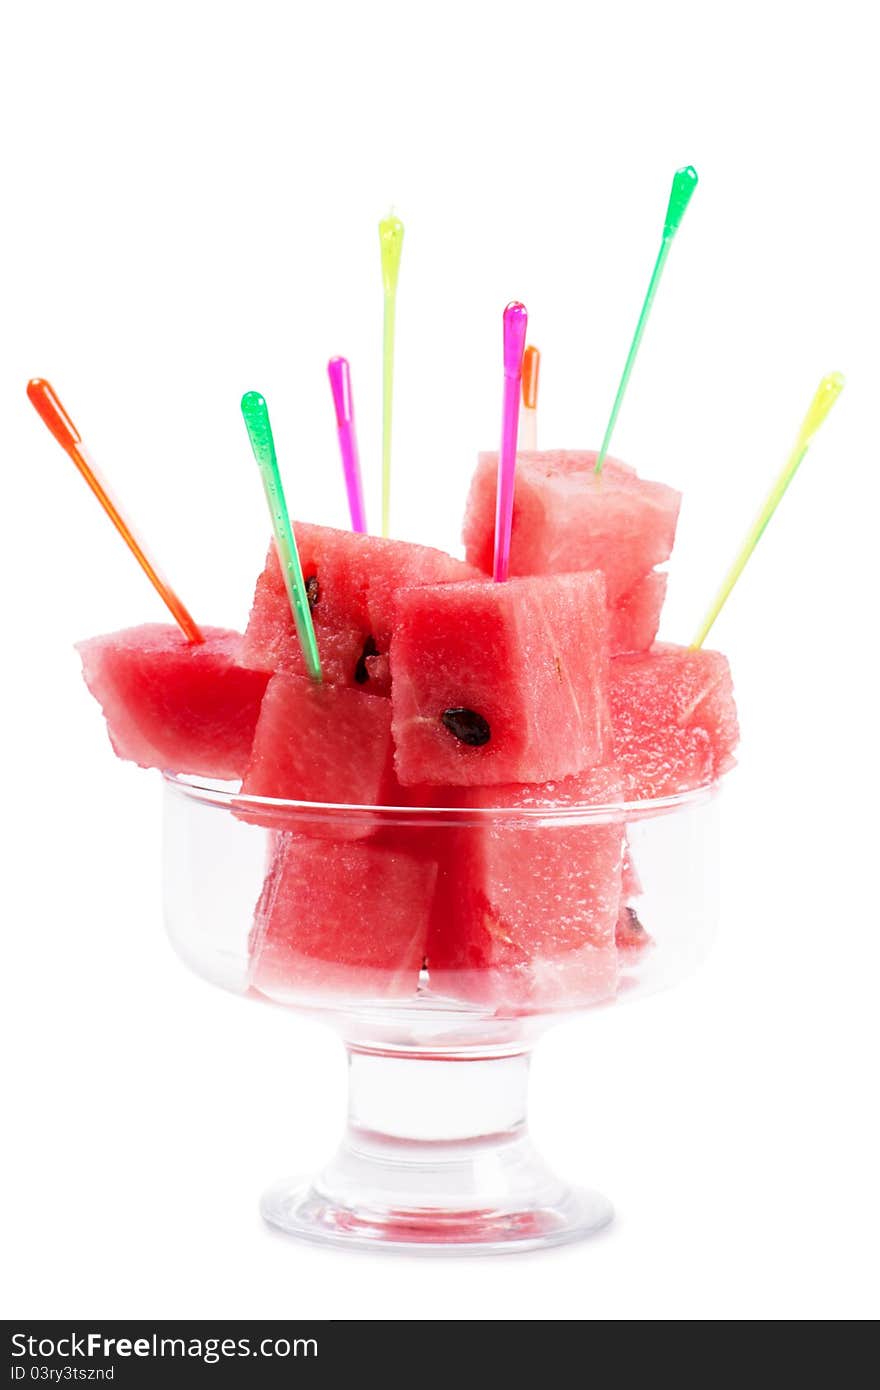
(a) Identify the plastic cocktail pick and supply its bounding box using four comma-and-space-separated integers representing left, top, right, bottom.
521, 345, 540, 451
379, 214, 404, 537
327, 357, 367, 533
594, 165, 699, 474
240, 391, 322, 681
493, 302, 529, 582
26, 378, 204, 643
691, 371, 845, 649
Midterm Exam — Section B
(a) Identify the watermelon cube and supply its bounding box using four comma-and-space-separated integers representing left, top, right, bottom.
355, 535, 480, 649
242, 538, 370, 689
77, 624, 269, 780
390, 572, 611, 787
610, 571, 667, 655
242, 673, 396, 807
463, 451, 681, 603
243, 525, 477, 694
610, 643, 739, 799
249, 832, 436, 1000
426, 765, 625, 1011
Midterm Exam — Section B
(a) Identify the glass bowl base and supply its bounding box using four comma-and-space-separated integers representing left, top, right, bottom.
261, 1179, 613, 1255
261, 1127, 613, 1255
261, 1046, 614, 1253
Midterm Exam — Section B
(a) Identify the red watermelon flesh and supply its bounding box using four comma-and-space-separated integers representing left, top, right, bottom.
610, 643, 739, 800
390, 572, 612, 787
364, 544, 480, 649
463, 451, 681, 603
425, 765, 625, 1012
242, 673, 396, 808
249, 832, 436, 1001
292, 522, 476, 635
365, 650, 391, 690
273, 522, 478, 644
241, 540, 372, 689
242, 525, 477, 695
610, 571, 667, 655
77, 624, 269, 780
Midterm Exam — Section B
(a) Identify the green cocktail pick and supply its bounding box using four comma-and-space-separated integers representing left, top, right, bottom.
594, 165, 698, 474
241, 391, 322, 681
379, 214, 404, 537
691, 372, 845, 649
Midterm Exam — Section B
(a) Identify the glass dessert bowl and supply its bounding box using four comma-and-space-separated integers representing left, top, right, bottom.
163, 771, 721, 1255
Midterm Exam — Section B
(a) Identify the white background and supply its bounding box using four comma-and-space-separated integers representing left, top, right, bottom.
1, 0, 877, 1322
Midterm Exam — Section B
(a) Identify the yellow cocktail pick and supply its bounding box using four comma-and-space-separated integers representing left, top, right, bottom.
379, 214, 404, 538
691, 372, 845, 648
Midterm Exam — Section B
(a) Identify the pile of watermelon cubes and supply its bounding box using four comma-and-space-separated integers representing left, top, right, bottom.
78, 451, 738, 1012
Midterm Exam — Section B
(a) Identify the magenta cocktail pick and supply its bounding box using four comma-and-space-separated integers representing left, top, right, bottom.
493, 301, 528, 582
327, 356, 367, 533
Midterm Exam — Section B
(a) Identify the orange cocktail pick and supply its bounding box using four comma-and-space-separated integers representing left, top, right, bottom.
520, 345, 540, 450
27, 378, 204, 643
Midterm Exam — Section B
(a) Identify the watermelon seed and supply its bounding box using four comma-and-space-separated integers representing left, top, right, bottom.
354, 636, 379, 684
442, 707, 491, 747
305, 575, 320, 611
624, 906, 645, 934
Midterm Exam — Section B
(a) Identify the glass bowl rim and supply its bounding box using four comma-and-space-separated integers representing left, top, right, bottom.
162, 770, 723, 827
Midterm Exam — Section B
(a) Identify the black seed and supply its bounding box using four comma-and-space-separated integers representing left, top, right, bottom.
305, 575, 320, 611
354, 635, 379, 684
624, 906, 645, 935
441, 707, 491, 747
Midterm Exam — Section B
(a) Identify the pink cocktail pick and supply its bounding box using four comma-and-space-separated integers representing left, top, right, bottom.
493, 301, 528, 582
327, 356, 367, 534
